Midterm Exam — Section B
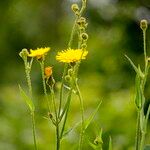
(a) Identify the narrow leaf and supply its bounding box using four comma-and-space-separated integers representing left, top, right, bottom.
19, 85, 35, 111
125, 55, 138, 73
84, 100, 102, 130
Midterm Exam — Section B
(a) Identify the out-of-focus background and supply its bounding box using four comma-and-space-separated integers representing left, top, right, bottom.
0, 0, 150, 149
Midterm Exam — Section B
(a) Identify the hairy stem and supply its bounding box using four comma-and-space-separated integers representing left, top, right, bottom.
40, 61, 51, 112
75, 80, 84, 150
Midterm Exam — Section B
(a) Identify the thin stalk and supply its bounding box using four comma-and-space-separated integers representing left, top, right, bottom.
31, 112, 38, 150
143, 30, 147, 70
140, 105, 150, 150
24, 61, 32, 97
40, 61, 51, 112
75, 80, 84, 150
50, 86, 60, 150
135, 110, 141, 150
60, 90, 73, 139
58, 64, 68, 117
24, 61, 37, 150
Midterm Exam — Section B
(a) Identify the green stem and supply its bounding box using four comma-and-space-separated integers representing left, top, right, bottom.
31, 111, 38, 150
58, 64, 68, 117
40, 61, 51, 112
60, 90, 73, 139
75, 80, 84, 150
50, 86, 60, 150
24, 61, 32, 97
24, 60, 38, 150
135, 110, 141, 150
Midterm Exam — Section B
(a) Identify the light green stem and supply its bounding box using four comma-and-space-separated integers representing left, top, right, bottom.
75, 80, 84, 150
40, 61, 51, 112
24, 60, 37, 150
31, 111, 38, 150
58, 64, 68, 117
60, 90, 72, 139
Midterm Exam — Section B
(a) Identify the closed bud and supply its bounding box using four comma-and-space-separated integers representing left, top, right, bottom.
81, 43, 87, 49
94, 136, 103, 145
81, 33, 88, 40
68, 69, 74, 76
77, 17, 87, 28
19, 49, 29, 60
65, 75, 71, 82
140, 19, 148, 31
45, 66, 52, 78
71, 4, 79, 12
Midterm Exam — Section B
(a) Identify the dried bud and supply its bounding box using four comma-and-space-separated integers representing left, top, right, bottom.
71, 4, 79, 12
81, 33, 88, 41
45, 66, 52, 78
140, 19, 148, 31
48, 112, 53, 119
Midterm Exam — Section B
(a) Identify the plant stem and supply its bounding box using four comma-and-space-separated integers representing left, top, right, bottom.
40, 60, 51, 112
60, 90, 72, 139
75, 80, 84, 150
24, 61, 38, 150
135, 110, 141, 150
50, 86, 60, 150
31, 111, 38, 150
58, 64, 68, 117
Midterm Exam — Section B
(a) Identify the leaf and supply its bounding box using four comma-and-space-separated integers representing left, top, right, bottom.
84, 100, 102, 130
19, 85, 35, 112
108, 136, 112, 150
144, 145, 150, 150
125, 55, 138, 73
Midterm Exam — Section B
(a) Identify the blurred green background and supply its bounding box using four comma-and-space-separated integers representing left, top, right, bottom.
0, 0, 150, 149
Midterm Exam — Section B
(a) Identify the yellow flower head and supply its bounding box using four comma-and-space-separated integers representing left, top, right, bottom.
28, 47, 50, 59
56, 48, 88, 63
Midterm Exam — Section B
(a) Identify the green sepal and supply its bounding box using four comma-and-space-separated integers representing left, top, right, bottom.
19, 85, 35, 112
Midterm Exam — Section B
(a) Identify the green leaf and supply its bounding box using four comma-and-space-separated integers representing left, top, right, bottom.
84, 100, 102, 130
125, 55, 138, 73
144, 145, 150, 150
108, 136, 112, 150
19, 85, 35, 112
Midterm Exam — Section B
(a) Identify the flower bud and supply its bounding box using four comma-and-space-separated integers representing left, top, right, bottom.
45, 66, 52, 78
68, 69, 74, 76
94, 136, 103, 145
81, 43, 87, 49
71, 4, 79, 12
81, 33, 88, 41
77, 17, 86, 26
140, 19, 148, 31
65, 75, 71, 82
19, 49, 29, 60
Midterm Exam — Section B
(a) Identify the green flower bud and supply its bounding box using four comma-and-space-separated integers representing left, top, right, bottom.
77, 17, 86, 27
71, 4, 79, 12
140, 19, 148, 31
68, 69, 74, 76
65, 75, 71, 82
81, 43, 87, 49
19, 49, 29, 60
94, 136, 103, 145
81, 33, 88, 41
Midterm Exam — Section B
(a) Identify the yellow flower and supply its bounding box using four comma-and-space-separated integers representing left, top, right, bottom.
56, 48, 88, 63
28, 47, 50, 59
